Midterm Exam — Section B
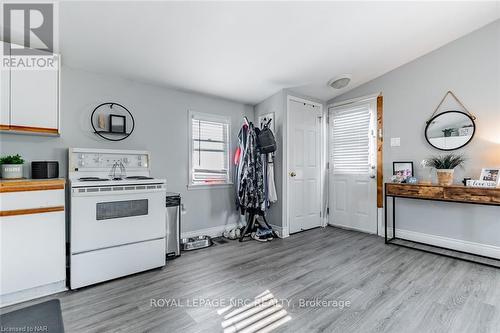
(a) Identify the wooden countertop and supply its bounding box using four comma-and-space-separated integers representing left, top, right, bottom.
0, 178, 66, 193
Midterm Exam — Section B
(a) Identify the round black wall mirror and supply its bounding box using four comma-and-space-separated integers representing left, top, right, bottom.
425, 110, 476, 151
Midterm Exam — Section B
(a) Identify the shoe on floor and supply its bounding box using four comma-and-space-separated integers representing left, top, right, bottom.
223, 228, 237, 240
251, 232, 268, 242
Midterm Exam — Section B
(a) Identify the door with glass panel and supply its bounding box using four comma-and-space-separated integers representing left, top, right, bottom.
328, 102, 377, 234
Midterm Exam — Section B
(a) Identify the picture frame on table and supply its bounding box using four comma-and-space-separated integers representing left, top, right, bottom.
393, 161, 414, 183
479, 168, 500, 187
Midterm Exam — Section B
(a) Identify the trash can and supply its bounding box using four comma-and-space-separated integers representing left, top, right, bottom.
166, 192, 181, 258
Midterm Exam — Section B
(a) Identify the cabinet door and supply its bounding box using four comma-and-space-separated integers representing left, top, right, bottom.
10, 55, 59, 131
1, 211, 66, 295
0, 42, 10, 128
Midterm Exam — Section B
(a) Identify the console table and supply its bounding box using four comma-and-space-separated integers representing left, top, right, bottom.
385, 183, 500, 268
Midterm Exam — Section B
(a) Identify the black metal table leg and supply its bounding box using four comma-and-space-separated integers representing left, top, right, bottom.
392, 196, 396, 240
384, 188, 388, 243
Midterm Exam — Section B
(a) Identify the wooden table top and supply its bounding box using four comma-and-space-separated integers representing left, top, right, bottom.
385, 182, 500, 205
386, 182, 500, 190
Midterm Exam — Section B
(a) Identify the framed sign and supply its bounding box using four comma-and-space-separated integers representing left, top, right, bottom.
479, 168, 500, 186
109, 114, 126, 134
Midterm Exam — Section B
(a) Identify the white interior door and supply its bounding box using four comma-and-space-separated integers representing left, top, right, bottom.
288, 99, 322, 234
328, 102, 377, 234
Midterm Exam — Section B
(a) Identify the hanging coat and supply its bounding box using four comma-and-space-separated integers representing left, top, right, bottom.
234, 124, 248, 210
238, 123, 265, 211
267, 154, 278, 203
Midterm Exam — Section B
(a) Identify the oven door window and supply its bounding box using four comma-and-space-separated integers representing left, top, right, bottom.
96, 199, 149, 220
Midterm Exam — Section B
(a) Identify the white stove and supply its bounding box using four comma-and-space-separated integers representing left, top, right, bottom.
69, 148, 166, 289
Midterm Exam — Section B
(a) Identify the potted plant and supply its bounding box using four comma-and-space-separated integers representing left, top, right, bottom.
428, 154, 466, 186
0, 154, 25, 179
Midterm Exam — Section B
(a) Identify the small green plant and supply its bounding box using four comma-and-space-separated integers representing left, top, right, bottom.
428, 154, 466, 170
0, 154, 25, 165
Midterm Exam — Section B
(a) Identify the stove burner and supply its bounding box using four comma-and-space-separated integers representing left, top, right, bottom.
78, 177, 110, 181
125, 176, 154, 180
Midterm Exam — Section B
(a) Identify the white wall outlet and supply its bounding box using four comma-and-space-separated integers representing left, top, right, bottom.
391, 137, 401, 147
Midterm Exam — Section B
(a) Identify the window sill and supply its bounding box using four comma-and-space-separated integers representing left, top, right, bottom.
187, 183, 234, 190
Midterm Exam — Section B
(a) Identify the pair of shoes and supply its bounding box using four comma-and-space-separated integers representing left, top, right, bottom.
257, 227, 274, 241
251, 231, 268, 242
251, 228, 274, 242
223, 227, 241, 240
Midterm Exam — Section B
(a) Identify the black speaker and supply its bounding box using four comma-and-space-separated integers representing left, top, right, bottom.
32, 161, 59, 179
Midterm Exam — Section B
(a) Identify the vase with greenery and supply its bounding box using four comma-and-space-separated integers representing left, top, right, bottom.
0, 154, 25, 179
427, 154, 466, 186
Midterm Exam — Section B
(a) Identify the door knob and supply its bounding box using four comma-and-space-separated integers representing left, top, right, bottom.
290, 172, 296, 177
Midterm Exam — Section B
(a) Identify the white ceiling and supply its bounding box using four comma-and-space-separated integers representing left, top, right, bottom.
56, 1, 499, 105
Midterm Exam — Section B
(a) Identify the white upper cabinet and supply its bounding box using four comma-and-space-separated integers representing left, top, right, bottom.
1, 43, 60, 135
0, 42, 10, 128
10, 55, 59, 131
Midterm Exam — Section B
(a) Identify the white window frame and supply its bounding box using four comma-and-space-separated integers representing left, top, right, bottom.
188, 110, 232, 190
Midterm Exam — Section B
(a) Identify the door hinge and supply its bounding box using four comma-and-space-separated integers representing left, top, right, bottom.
326, 162, 330, 169
326, 207, 330, 215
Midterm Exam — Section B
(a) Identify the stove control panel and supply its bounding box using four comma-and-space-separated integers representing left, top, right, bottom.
69, 148, 150, 171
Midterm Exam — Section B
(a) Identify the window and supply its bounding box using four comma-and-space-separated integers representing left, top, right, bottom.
189, 111, 231, 187
330, 103, 375, 174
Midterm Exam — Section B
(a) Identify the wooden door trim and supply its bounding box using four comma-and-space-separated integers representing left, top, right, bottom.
377, 95, 384, 208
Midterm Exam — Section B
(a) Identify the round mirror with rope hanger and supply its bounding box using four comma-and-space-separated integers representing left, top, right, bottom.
425, 91, 476, 151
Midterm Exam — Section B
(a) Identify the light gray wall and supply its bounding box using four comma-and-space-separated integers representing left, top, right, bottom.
331, 20, 500, 246
0, 66, 254, 234
254, 90, 284, 228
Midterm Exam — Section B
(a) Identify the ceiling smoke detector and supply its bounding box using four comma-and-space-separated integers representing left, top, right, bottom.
327, 74, 352, 89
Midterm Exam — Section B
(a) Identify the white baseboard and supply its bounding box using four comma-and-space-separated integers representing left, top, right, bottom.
0, 280, 67, 308
395, 228, 500, 259
181, 223, 238, 239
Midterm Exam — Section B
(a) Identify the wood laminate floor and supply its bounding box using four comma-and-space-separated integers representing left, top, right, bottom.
3, 227, 500, 333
